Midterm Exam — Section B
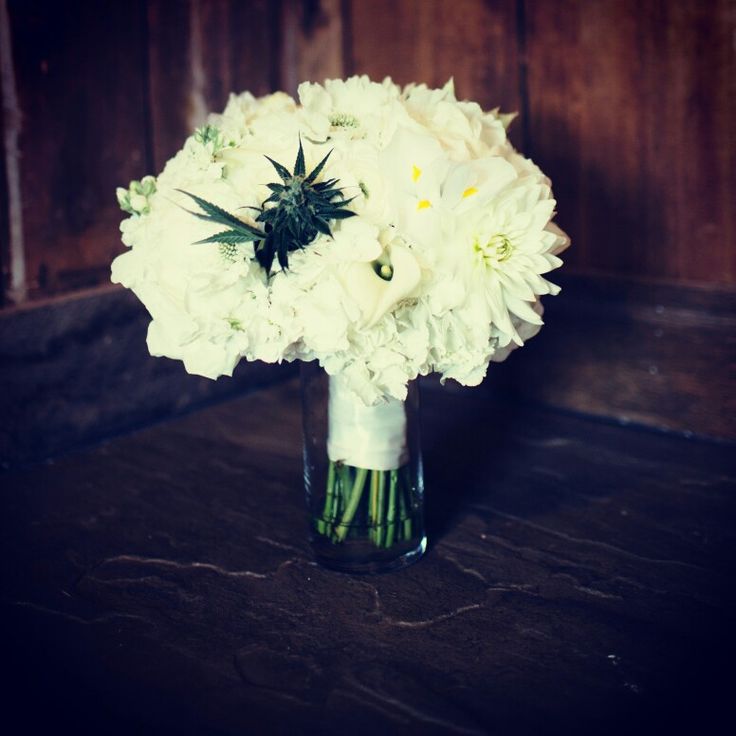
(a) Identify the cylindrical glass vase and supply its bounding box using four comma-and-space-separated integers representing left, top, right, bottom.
301, 362, 426, 573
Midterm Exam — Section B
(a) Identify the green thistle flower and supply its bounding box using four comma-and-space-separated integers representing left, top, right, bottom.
178, 138, 356, 276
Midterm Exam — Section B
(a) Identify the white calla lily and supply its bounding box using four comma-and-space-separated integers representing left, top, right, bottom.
342, 243, 421, 328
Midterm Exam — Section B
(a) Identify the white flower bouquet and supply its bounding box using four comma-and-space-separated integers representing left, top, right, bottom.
112, 76, 569, 571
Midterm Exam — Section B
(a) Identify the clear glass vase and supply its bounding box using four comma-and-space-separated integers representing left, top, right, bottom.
300, 362, 427, 573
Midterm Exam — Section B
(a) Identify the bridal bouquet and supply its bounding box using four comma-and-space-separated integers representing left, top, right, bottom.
112, 76, 569, 571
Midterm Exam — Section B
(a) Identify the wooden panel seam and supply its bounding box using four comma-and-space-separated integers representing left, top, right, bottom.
0, 0, 25, 303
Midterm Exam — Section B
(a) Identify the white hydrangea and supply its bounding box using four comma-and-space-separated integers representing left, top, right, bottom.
112, 76, 569, 404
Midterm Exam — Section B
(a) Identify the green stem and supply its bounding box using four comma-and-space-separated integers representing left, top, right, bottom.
334, 467, 368, 542
318, 461, 337, 535
334, 464, 351, 533
325, 460, 336, 517
398, 475, 413, 540
385, 469, 397, 548
375, 469, 386, 546
369, 470, 379, 543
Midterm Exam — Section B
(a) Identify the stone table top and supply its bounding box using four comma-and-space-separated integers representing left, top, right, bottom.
2, 378, 735, 735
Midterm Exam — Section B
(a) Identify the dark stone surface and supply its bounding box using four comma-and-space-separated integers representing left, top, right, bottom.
2, 379, 735, 735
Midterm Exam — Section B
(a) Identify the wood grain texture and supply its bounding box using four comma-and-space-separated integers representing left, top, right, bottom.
281, 0, 345, 97
229, 0, 283, 96
525, 0, 736, 283
147, 0, 283, 171
0, 0, 20, 305
2, 0, 285, 301
0, 71, 8, 306
7, 0, 151, 297
3, 0, 736, 305
146, 0, 193, 172
2, 379, 735, 734
347, 0, 522, 134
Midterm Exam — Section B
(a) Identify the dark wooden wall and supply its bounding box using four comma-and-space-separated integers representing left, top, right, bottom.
0, 0, 283, 301
1, 0, 734, 461
1, 0, 734, 303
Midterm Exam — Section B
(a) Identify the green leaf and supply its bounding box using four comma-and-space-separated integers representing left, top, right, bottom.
314, 217, 332, 236
176, 189, 264, 238
256, 209, 277, 223
326, 195, 356, 208
194, 229, 258, 245
264, 156, 292, 182
262, 193, 281, 206
294, 138, 306, 177
286, 217, 300, 241
326, 209, 356, 220
275, 231, 289, 270
304, 149, 332, 185
313, 178, 338, 191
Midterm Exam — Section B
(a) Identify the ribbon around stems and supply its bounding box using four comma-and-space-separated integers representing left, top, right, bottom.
327, 375, 408, 470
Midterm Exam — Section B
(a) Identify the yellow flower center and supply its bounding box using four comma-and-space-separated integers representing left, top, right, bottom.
474, 233, 514, 265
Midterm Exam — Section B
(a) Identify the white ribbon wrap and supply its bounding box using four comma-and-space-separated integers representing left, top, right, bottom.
327, 375, 408, 470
